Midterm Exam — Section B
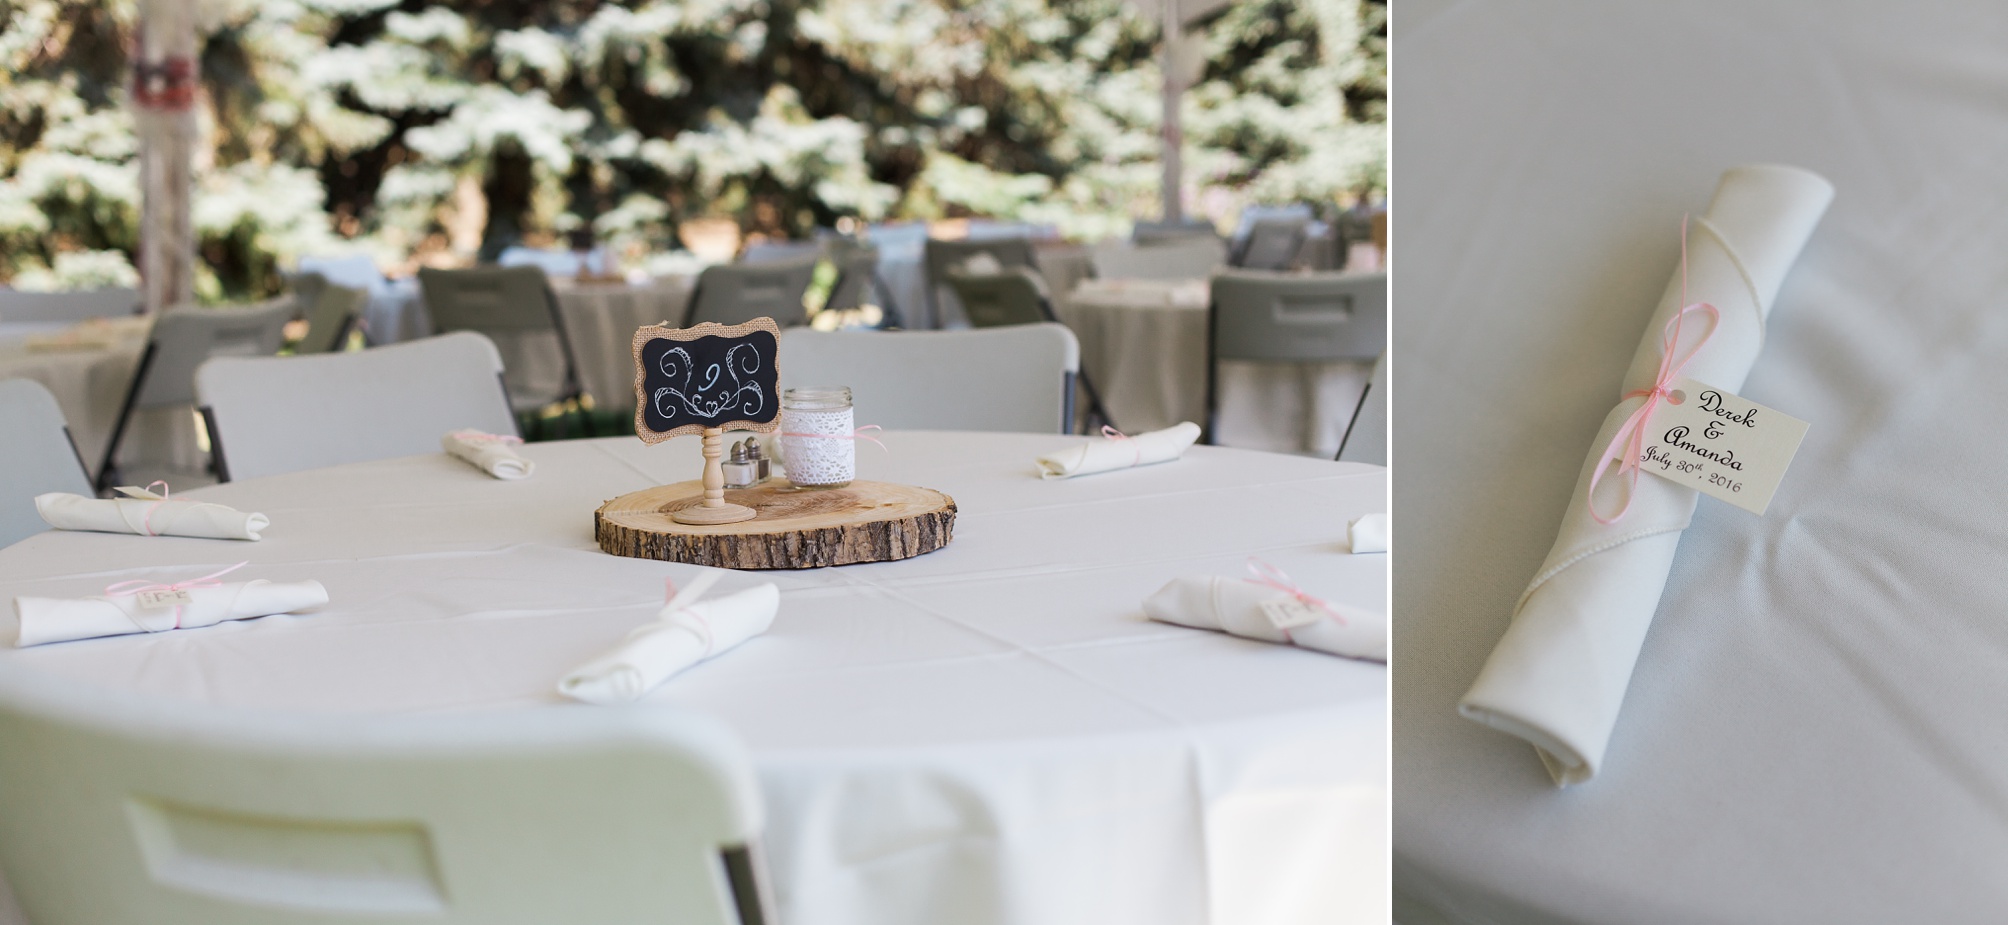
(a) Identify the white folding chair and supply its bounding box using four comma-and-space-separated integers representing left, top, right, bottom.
779, 324, 1080, 433
0, 664, 772, 925
685, 259, 818, 328
1089, 237, 1228, 281
922, 237, 1038, 330
0, 379, 92, 548
197, 332, 519, 482
0, 287, 140, 323
1338, 350, 1387, 466
97, 300, 294, 492
292, 277, 367, 355
1207, 271, 1386, 445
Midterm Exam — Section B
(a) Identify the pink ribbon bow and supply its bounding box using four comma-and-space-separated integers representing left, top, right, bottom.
779, 424, 888, 451
1100, 425, 1143, 467
105, 561, 250, 630
1585, 216, 1722, 525
1245, 558, 1345, 635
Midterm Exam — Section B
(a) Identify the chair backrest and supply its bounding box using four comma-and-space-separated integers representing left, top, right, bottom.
1131, 219, 1219, 245
739, 240, 823, 265
821, 241, 878, 312
418, 267, 578, 410
295, 281, 367, 354
922, 237, 1037, 328
778, 324, 1079, 433
1338, 350, 1386, 466
197, 332, 519, 481
1090, 238, 1229, 281
0, 379, 91, 548
685, 259, 817, 328
419, 267, 562, 333
296, 255, 385, 293
0, 287, 141, 323
0, 664, 769, 925
944, 269, 1049, 328
1230, 218, 1310, 270
133, 300, 296, 409
1210, 271, 1386, 364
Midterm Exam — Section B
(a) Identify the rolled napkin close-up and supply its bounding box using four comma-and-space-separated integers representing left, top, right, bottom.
1143, 563, 1385, 662
1036, 422, 1201, 479
36, 487, 269, 541
442, 429, 534, 479
559, 577, 779, 705
15, 575, 329, 647
1459, 164, 1834, 786
1349, 514, 1389, 554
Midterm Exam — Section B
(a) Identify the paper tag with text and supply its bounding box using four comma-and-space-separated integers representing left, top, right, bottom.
134, 588, 193, 609
1636, 377, 1809, 515
1260, 597, 1326, 631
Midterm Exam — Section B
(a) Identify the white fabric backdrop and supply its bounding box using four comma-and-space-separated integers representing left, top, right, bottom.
1396, 2, 2008, 922
0, 432, 1386, 925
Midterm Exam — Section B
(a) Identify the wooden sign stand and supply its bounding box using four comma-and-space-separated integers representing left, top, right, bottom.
673, 427, 756, 525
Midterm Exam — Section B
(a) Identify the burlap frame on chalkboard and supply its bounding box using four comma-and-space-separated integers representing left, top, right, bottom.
631, 317, 783, 443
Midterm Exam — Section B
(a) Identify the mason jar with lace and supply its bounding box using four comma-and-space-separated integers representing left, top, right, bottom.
780, 387, 855, 489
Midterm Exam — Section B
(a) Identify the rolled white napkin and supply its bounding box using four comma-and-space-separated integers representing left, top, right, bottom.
1459, 164, 1833, 786
442, 429, 533, 479
1037, 422, 1201, 479
1144, 574, 1385, 662
15, 579, 328, 647
1349, 514, 1388, 554
560, 581, 778, 705
36, 489, 269, 541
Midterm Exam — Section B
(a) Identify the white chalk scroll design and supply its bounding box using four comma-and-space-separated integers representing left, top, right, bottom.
652, 341, 767, 425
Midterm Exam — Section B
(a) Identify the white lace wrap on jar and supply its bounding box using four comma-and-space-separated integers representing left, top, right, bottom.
782, 406, 856, 486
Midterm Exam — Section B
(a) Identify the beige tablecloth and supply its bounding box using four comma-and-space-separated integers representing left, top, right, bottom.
1055, 279, 1370, 457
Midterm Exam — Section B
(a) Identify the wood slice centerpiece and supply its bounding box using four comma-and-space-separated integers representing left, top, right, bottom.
596, 480, 955, 568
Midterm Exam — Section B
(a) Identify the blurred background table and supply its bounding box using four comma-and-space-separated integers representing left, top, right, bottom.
1056, 278, 1372, 457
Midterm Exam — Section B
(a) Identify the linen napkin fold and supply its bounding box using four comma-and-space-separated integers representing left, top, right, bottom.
1349, 514, 1388, 554
1458, 164, 1833, 786
1037, 422, 1201, 479
1143, 569, 1384, 662
15, 579, 328, 647
442, 429, 533, 479
36, 488, 268, 541
559, 577, 778, 705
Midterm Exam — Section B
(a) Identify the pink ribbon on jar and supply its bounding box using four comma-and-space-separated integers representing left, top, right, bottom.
777, 424, 888, 451
104, 560, 249, 631
1585, 216, 1721, 525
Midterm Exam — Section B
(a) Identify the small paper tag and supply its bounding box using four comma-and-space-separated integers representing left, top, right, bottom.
114, 485, 165, 501
134, 588, 192, 609
1636, 377, 1810, 515
1259, 597, 1325, 631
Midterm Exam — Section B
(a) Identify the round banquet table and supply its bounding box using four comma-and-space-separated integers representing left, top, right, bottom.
1398, 2, 2008, 923
0, 431, 1387, 925
1054, 279, 1370, 457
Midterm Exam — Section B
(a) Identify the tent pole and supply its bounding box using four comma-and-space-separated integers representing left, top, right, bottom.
134, 0, 198, 315
1160, 0, 1183, 225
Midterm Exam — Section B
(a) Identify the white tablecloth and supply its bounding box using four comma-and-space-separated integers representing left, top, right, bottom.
0, 432, 1386, 925
1056, 279, 1371, 457
366, 276, 694, 408
1396, 2, 2008, 922
0, 319, 207, 485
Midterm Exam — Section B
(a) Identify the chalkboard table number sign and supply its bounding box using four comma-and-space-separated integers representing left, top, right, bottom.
631, 317, 782, 525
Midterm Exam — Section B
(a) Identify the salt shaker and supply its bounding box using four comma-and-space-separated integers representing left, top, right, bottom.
721, 439, 759, 489
780, 387, 854, 489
